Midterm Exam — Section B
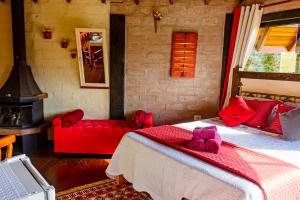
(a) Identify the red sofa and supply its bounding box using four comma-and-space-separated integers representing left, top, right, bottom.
53, 110, 153, 154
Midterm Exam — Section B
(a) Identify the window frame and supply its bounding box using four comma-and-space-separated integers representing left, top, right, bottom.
261, 8, 300, 27
220, 9, 300, 96
244, 8, 300, 76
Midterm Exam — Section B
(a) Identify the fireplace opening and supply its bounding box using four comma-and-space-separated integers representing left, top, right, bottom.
0, 101, 43, 129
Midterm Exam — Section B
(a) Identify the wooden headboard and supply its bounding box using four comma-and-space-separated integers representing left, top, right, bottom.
231, 66, 300, 103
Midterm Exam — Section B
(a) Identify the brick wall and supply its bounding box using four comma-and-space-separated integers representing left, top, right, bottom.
111, 0, 237, 125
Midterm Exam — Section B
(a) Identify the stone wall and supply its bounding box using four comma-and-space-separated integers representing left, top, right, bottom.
111, 0, 237, 125
0, 0, 110, 120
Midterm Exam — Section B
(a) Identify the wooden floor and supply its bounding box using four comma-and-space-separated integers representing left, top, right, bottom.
29, 152, 111, 192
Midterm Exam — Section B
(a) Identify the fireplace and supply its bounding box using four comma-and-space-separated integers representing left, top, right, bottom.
0, 0, 47, 129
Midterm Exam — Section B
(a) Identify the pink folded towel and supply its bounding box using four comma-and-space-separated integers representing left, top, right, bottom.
205, 134, 222, 154
187, 139, 205, 151
193, 126, 217, 140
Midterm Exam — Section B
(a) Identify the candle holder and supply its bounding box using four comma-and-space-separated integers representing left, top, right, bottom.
70, 49, 77, 59
61, 38, 70, 48
42, 27, 53, 39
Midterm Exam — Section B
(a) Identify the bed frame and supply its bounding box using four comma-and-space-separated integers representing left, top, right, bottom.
231, 66, 300, 103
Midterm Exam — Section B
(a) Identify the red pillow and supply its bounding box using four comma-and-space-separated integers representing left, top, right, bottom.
131, 110, 146, 128
244, 99, 280, 129
266, 104, 296, 134
61, 109, 84, 127
218, 96, 256, 127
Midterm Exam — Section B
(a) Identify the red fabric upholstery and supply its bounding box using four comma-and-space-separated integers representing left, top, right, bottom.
61, 109, 84, 127
143, 113, 153, 128
244, 99, 280, 129
131, 110, 146, 128
53, 110, 153, 154
266, 104, 296, 135
219, 96, 256, 127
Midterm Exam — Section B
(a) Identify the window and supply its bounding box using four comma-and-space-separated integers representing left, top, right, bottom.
244, 24, 300, 73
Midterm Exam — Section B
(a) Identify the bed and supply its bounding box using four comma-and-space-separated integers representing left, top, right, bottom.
106, 68, 300, 200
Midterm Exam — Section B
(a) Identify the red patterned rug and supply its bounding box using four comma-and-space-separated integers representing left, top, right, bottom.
56, 179, 153, 200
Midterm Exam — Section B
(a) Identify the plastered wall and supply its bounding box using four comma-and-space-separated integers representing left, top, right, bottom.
0, 1, 13, 88
0, 0, 110, 121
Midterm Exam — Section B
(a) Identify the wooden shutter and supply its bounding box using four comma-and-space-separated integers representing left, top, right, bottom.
171, 32, 198, 78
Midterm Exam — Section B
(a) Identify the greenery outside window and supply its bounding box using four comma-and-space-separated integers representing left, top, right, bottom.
244, 24, 300, 73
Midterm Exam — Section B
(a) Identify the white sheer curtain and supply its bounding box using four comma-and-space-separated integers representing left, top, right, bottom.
224, 4, 263, 106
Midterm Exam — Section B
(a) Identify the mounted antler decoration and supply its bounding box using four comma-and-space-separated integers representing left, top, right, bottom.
153, 10, 163, 33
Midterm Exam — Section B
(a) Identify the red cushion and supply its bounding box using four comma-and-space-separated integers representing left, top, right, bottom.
244, 99, 280, 129
267, 104, 297, 134
131, 110, 146, 128
61, 109, 84, 127
218, 96, 256, 127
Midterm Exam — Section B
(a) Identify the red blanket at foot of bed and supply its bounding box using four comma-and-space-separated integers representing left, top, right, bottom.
135, 125, 300, 200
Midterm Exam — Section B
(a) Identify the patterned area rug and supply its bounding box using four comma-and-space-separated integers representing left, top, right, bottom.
56, 179, 153, 200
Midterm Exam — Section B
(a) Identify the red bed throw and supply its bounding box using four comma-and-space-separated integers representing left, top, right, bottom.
135, 126, 300, 200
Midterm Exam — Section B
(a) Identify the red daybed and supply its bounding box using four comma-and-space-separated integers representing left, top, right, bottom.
53, 110, 153, 154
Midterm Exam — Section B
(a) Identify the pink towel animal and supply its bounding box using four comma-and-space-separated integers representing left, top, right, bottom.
187, 139, 205, 151
205, 134, 222, 154
193, 126, 217, 140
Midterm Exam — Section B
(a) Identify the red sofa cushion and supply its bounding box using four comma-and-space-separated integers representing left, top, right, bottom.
267, 104, 297, 134
143, 113, 153, 128
219, 96, 256, 127
244, 99, 280, 129
131, 110, 146, 128
61, 109, 84, 127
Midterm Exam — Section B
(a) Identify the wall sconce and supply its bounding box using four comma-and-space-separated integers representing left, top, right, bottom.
66, 0, 72, 3
42, 27, 53, 39
61, 38, 70, 48
70, 49, 77, 59
153, 10, 163, 33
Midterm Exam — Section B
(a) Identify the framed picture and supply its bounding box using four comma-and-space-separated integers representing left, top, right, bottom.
75, 28, 109, 88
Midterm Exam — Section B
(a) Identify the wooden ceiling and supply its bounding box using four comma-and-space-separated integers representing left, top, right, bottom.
255, 26, 300, 52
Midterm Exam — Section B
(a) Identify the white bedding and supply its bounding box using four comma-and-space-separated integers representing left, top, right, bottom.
106, 118, 300, 200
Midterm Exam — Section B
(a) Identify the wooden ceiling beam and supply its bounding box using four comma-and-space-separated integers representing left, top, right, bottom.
132, 0, 208, 5
169, 0, 175, 4
287, 37, 300, 52
255, 27, 271, 51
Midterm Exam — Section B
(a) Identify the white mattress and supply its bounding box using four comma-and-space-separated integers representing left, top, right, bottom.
106, 118, 300, 200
